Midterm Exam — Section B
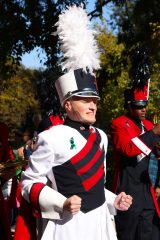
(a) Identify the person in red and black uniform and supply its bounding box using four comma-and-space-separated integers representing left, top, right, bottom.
0, 122, 15, 240
110, 47, 160, 240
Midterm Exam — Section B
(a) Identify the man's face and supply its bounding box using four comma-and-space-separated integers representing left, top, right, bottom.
64, 96, 98, 125
22, 130, 31, 143
129, 105, 147, 121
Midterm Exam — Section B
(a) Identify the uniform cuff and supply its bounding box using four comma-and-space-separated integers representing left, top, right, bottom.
39, 186, 67, 220
105, 189, 117, 216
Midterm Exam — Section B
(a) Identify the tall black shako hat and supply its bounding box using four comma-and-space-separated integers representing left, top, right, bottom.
54, 5, 100, 106
124, 46, 150, 108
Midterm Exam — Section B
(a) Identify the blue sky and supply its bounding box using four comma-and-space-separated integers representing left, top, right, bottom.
21, 47, 47, 69
21, 1, 112, 69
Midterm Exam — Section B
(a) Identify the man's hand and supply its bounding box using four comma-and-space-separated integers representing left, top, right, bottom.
63, 195, 82, 215
114, 192, 132, 211
17, 147, 24, 159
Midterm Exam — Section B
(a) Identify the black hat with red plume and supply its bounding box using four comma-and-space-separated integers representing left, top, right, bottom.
124, 46, 150, 108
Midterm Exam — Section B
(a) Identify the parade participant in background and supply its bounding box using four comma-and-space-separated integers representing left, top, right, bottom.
150, 141, 160, 240
0, 122, 14, 164
0, 122, 15, 240
110, 46, 160, 240
14, 5, 132, 240
149, 142, 160, 200
13, 128, 34, 161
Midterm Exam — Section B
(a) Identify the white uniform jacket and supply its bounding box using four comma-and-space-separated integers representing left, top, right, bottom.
21, 122, 118, 240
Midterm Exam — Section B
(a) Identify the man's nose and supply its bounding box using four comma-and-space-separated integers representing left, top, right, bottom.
141, 107, 146, 112
90, 101, 97, 109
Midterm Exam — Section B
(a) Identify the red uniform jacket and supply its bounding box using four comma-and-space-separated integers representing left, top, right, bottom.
110, 115, 160, 217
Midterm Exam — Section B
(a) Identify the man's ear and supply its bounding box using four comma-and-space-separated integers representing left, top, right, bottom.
64, 100, 72, 112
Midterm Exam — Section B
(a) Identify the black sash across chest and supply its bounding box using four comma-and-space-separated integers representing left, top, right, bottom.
52, 130, 105, 213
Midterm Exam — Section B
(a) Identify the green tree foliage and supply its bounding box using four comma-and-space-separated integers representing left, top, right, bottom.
0, 67, 40, 131
111, 0, 160, 121
0, 0, 129, 76
111, 0, 160, 61
147, 63, 160, 123
96, 24, 129, 130
0, 0, 86, 75
90, 0, 160, 123
88, 0, 160, 126
96, 24, 160, 130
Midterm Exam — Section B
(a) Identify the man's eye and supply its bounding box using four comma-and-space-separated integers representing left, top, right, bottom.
80, 100, 88, 103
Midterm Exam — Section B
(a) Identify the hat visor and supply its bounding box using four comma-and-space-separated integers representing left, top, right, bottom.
72, 91, 100, 99
130, 100, 148, 107
63, 90, 100, 103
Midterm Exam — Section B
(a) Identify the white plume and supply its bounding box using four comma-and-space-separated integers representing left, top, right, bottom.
55, 5, 100, 74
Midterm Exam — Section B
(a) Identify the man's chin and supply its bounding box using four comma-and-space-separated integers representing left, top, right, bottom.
83, 118, 96, 125
140, 116, 146, 120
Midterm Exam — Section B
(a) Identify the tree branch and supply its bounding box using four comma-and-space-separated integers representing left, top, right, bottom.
88, 0, 111, 19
